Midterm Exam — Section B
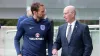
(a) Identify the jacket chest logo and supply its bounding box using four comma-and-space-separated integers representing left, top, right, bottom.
40, 25, 45, 30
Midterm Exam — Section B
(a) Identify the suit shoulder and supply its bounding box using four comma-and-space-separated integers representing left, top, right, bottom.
79, 23, 88, 27
78, 22, 88, 29
59, 23, 66, 27
59, 23, 66, 29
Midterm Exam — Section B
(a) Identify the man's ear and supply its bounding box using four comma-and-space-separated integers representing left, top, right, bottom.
33, 11, 37, 15
72, 12, 75, 17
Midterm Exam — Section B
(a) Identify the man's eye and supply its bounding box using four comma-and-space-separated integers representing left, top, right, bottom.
64, 13, 67, 14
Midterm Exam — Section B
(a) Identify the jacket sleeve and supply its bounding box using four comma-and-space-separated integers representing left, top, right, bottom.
47, 20, 54, 56
82, 25, 93, 56
14, 22, 25, 55
53, 26, 62, 50
17, 16, 24, 29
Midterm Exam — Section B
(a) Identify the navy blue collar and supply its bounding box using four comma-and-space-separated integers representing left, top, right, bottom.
32, 17, 44, 23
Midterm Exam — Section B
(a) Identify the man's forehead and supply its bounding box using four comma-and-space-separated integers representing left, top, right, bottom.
63, 5, 75, 13
63, 8, 69, 13
39, 6, 45, 9
38, 6, 45, 10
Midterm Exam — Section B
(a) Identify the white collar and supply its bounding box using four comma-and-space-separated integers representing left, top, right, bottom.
68, 20, 76, 26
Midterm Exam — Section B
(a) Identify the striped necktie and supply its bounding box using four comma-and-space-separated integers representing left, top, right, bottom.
67, 25, 72, 43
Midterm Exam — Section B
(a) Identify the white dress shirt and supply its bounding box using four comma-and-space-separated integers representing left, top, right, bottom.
66, 20, 76, 39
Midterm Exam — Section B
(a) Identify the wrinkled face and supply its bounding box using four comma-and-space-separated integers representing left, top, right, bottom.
63, 8, 74, 23
36, 6, 46, 19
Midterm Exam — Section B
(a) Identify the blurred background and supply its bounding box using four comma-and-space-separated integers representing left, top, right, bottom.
0, 0, 100, 56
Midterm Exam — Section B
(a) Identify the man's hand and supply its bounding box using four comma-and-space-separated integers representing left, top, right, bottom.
52, 49, 58, 56
18, 54, 22, 56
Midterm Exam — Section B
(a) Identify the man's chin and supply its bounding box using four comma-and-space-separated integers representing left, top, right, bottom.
65, 19, 69, 22
39, 17, 44, 19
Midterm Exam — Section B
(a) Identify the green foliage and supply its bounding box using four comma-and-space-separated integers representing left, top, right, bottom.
0, 19, 18, 26
54, 21, 65, 26
0, 19, 65, 26
53, 19, 65, 26
0, 19, 98, 26
0, 19, 7, 25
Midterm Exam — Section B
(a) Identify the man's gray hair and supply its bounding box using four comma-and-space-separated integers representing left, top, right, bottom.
26, 6, 31, 11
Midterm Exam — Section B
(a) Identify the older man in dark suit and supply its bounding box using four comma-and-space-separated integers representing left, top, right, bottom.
52, 5, 93, 56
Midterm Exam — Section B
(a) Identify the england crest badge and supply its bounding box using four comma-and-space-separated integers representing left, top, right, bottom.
40, 25, 45, 30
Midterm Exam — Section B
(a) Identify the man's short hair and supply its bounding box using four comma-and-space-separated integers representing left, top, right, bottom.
31, 2, 44, 14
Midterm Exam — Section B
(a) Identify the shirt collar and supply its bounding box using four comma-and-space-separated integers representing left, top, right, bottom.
68, 20, 76, 26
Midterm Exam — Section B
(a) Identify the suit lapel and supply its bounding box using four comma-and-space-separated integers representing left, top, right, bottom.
63, 23, 69, 44
68, 21, 79, 45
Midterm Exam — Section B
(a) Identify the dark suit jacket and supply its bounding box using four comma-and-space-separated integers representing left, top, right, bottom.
53, 21, 93, 56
